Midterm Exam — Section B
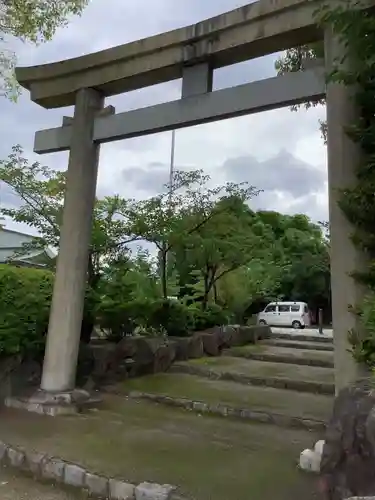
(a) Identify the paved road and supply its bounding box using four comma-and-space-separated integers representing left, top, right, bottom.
0, 466, 87, 499
271, 326, 333, 338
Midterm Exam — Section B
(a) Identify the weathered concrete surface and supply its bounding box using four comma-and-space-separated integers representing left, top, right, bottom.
34, 67, 325, 154
16, 0, 329, 107
40, 88, 103, 395
325, 26, 369, 392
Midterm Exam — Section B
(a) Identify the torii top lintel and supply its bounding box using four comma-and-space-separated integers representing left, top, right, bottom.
14, 0, 370, 109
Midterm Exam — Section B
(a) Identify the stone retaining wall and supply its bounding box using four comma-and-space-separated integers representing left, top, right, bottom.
85, 325, 271, 390
0, 440, 179, 499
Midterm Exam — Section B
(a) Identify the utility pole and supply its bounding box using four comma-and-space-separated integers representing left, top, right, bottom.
168, 129, 176, 207
161, 130, 176, 299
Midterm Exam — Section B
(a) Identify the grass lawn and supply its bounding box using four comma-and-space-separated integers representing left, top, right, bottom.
227, 344, 333, 363
184, 356, 334, 383
0, 395, 320, 500
120, 373, 332, 421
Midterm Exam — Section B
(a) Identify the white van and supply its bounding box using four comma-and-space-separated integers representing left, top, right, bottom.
257, 301, 311, 329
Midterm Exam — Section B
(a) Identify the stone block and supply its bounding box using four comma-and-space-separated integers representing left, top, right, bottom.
299, 448, 320, 472
170, 338, 189, 361
64, 463, 86, 488
25, 450, 46, 475
109, 478, 135, 499
217, 326, 234, 349
41, 457, 65, 482
135, 482, 176, 500
7, 447, 25, 467
192, 401, 208, 413
196, 332, 220, 356
85, 472, 109, 497
0, 441, 8, 461
314, 439, 325, 456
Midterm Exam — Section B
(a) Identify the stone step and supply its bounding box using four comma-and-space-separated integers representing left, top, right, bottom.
270, 332, 333, 344
0, 396, 322, 500
112, 373, 333, 431
225, 344, 334, 368
261, 338, 334, 352
171, 357, 335, 395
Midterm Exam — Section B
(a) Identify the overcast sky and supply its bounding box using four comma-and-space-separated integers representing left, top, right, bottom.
0, 0, 327, 235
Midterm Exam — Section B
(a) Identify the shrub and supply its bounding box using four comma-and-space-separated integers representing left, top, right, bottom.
96, 297, 195, 340
95, 296, 153, 342
189, 302, 230, 331
149, 299, 194, 337
0, 264, 53, 357
349, 293, 375, 367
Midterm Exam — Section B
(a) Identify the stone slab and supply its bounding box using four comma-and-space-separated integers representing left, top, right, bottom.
7, 447, 25, 467
85, 472, 109, 497
0, 441, 8, 460
109, 478, 136, 499
25, 450, 46, 475
64, 463, 86, 488
41, 457, 65, 482
135, 482, 176, 500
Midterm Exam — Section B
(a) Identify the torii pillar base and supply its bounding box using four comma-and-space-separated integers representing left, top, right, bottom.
4, 388, 101, 417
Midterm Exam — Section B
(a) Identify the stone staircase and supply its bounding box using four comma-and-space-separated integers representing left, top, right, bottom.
1, 329, 333, 500
115, 330, 335, 432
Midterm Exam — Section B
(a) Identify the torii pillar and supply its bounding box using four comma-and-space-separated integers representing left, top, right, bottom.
325, 27, 369, 393
40, 88, 103, 398
7, 88, 104, 415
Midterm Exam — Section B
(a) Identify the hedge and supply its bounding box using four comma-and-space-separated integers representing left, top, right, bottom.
0, 264, 53, 357
96, 296, 230, 341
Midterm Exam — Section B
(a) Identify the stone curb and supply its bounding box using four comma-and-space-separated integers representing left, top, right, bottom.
270, 333, 333, 344
121, 390, 326, 432
0, 440, 178, 499
261, 339, 334, 352
225, 351, 334, 368
170, 364, 335, 396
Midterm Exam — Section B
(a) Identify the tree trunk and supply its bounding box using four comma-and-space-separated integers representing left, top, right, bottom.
213, 282, 218, 303
202, 274, 210, 310
80, 315, 94, 344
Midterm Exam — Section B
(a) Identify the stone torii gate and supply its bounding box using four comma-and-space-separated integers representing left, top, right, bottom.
11, 0, 372, 413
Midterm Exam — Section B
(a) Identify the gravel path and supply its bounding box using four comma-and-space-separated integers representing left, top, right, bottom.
0, 466, 87, 499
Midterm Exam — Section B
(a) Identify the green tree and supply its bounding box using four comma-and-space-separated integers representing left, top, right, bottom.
0, 146, 139, 341
216, 259, 282, 323
176, 198, 269, 308
127, 169, 259, 300
1, 0, 89, 99
258, 211, 331, 318
95, 250, 160, 340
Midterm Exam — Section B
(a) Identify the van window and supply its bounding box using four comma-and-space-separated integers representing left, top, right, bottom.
264, 305, 276, 313
291, 305, 300, 312
304, 305, 309, 313
278, 305, 290, 313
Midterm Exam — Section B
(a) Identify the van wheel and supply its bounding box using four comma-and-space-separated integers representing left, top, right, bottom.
292, 321, 302, 329
259, 320, 267, 326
